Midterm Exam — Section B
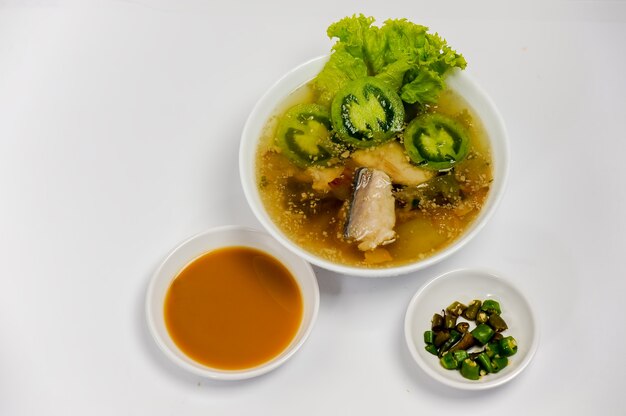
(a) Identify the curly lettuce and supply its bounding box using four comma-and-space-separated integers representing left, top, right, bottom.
312, 15, 466, 107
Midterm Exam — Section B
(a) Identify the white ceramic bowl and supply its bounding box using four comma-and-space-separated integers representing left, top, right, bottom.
404, 268, 539, 390
239, 56, 509, 277
145, 225, 320, 380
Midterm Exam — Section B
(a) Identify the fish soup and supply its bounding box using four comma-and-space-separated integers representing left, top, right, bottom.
255, 82, 493, 269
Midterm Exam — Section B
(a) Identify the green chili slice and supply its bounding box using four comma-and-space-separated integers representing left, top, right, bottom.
481, 299, 502, 315
439, 353, 458, 370
463, 300, 482, 321
275, 103, 340, 167
500, 336, 518, 357
471, 323, 495, 345
404, 113, 470, 171
460, 359, 480, 380
491, 356, 509, 373
331, 77, 404, 148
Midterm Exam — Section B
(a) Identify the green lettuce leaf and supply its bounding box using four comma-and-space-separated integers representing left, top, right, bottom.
312, 46, 368, 106
312, 14, 466, 106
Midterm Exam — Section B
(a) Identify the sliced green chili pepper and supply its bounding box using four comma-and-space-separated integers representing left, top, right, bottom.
431, 313, 444, 330
476, 310, 489, 324
275, 103, 340, 167
460, 359, 480, 380
331, 77, 404, 148
446, 301, 467, 317
481, 299, 502, 315
455, 322, 470, 333
476, 352, 494, 374
485, 341, 502, 358
425, 344, 438, 355
453, 350, 469, 363
449, 331, 475, 353
439, 353, 458, 370
433, 330, 450, 347
488, 313, 508, 332
463, 300, 482, 320
404, 113, 470, 171
499, 336, 518, 357
444, 313, 457, 329
491, 356, 509, 373
438, 330, 461, 356
471, 323, 495, 345
423, 330, 435, 344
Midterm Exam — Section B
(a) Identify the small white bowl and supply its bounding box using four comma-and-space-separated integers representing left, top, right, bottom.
239, 56, 509, 277
404, 268, 539, 390
145, 225, 320, 380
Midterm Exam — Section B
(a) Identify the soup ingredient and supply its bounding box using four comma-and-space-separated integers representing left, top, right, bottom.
344, 167, 396, 250
164, 247, 303, 370
422, 298, 518, 380
331, 77, 404, 148
404, 113, 470, 170
351, 141, 434, 186
314, 15, 467, 107
275, 103, 340, 167
394, 174, 462, 210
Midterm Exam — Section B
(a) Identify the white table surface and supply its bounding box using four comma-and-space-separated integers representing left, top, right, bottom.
1, 1, 625, 414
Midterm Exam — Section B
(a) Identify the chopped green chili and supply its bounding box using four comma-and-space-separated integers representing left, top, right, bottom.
471, 323, 495, 345
453, 350, 469, 363
491, 356, 509, 373
439, 353, 458, 370
463, 300, 482, 320
438, 330, 461, 356
446, 301, 467, 317
460, 359, 480, 380
476, 310, 489, 324
456, 322, 470, 333
423, 298, 518, 381
476, 352, 494, 373
431, 313, 444, 330
488, 314, 508, 332
499, 336, 518, 357
481, 299, 502, 315
444, 313, 458, 329
433, 330, 450, 347
425, 344, 439, 355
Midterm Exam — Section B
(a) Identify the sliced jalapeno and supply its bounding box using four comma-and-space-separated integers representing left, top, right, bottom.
331, 77, 404, 148
403, 113, 470, 171
275, 103, 340, 167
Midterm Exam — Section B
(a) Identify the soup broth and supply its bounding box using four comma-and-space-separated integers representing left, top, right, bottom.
256, 83, 492, 268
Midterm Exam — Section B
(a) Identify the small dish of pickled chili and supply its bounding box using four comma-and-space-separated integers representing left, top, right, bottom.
404, 268, 539, 390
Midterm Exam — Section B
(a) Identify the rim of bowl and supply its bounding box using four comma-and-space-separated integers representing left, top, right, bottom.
145, 225, 320, 380
403, 267, 540, 390
239, 56, 510, 277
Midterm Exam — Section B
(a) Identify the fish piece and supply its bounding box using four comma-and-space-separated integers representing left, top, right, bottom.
344, 168, 396, 251
351, 141, 434, 186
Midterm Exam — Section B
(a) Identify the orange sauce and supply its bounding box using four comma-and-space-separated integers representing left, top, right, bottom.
164, 247, 303, 370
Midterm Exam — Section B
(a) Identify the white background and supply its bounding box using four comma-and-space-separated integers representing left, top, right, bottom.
1, 1, 624, 414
